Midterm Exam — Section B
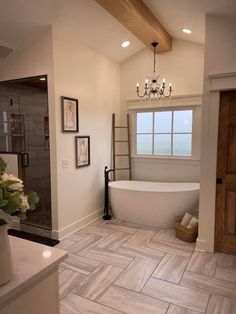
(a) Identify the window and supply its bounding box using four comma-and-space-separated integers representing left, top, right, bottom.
136, 109, 193, 157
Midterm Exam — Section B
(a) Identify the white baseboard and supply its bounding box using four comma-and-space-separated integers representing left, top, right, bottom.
196, 237, 214, 253
52, 208, 103, 240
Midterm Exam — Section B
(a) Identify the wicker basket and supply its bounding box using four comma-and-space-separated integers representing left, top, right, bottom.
175, 216, 198, 243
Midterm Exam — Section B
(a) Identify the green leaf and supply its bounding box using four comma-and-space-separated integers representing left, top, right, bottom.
8, 192, 21, 202
0, 209, 12, 224
26, 191, 39, 209
0, 218, 7, 226
2, 203, 19, 213
0, 157, 7, 174
0, 200, 8, 207
3, 207, 18, 215
1, 180, 20, 188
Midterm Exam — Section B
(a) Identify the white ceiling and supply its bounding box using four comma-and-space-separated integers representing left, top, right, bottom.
0, 0, 144, 62
145, 0, 236, 44
0, 0, 235, 62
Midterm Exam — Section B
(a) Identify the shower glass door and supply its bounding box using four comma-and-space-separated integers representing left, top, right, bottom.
0, 76, 52, 230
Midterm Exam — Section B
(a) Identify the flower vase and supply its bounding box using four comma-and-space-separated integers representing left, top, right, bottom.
0, 225, 13, 286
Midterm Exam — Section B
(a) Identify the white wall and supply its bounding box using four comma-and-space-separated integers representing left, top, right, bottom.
198, 15, 236, 252
52, 20, 120, 236
120, 39, 204, 182
121, 39, 204, 100
0, 28, 59, 231
0, 24, 120, 238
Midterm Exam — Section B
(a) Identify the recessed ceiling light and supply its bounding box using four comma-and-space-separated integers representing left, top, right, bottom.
182, 28, 192, 34
40, 77, 46, 81
121, 41, 130, 48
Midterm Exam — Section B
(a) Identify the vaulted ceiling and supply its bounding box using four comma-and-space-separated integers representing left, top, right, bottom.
144, 0, 236, 44
0, 0, 235, 62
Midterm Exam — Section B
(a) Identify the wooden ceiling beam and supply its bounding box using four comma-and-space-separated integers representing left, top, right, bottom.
95, 0, 172, 53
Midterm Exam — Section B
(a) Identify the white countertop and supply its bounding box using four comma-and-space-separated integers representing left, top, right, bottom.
0, 236, 67, 307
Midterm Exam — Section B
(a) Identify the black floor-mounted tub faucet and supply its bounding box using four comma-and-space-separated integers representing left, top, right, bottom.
103, 166, 114, 220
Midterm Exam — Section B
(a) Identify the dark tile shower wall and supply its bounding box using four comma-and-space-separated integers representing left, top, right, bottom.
0, 82, 52, 229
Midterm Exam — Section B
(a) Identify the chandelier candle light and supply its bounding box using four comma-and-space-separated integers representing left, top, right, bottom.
136, 42, 172, 100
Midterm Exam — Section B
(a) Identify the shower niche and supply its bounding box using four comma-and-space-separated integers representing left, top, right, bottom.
0, 75, 52, 232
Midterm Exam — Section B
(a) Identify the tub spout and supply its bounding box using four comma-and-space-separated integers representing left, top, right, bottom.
103, 166, 114, 220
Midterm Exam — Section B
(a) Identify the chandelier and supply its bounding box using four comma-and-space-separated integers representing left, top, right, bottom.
136, 42, 172, 100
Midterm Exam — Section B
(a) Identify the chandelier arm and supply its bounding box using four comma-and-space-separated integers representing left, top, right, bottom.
164, 90, 172, 98
137, 90, 148, 98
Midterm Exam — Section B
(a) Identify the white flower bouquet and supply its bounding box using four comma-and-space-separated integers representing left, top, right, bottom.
0, 157, 39, 226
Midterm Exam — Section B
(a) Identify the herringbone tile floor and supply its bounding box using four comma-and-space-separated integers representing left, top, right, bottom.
57, 219, 236, 314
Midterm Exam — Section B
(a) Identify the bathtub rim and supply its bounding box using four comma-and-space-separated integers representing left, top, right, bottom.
109, 180, 200, 193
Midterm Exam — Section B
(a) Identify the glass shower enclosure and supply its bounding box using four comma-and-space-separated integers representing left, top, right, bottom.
0, 76, 52, 231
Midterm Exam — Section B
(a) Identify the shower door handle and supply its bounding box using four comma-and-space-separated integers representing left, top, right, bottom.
21, 152, 29, 167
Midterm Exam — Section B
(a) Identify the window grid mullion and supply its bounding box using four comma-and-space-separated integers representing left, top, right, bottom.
153, 132, 192, 135
152, 111, 154, 155
136, 109, 193, 157
137, 132, 192, 135
171, 111, 174, 155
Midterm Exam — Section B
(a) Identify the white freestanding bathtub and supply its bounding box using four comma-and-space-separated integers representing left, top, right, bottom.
109, 181, 200, 228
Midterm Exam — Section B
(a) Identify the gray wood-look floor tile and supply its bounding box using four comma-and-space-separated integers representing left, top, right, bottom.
59, 268, 86, 300
102, 220, 140, 234
218, 253, 236, 269
61, 294, 123, 314
80, 225, 116, 238
215, 267, 236, 284
97, 231, 131, 251
167, 304, 201, 314
154, 229, 194, 245
117, 242, 164, 261
66, 232, 89, 242
152, 253, 189, 284
181, 270, 236, 300
73, 264, 123, 301
56, 238, 76, 250
187, 251, 219, 276
90, 218, 106, 226
206, 294, 236, 314
83, 247, 133, 268
59, 219, 236, 314
127, 228, 158, 246
147, 239, 194, 257
61, 253, 101, 275
115, 257, 158, 292
215, 253, 236, 283
67, 234, 104, 255
98, 285, 169, 314
142, 277, 209, 313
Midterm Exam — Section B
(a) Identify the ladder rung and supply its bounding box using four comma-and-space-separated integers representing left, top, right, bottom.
115, 154, 129, 156
114, 126, 128, 129
115, 140, 128, 142
115, 168, 130, 171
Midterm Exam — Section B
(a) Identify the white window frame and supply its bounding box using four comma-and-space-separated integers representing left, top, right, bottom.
135, 108, 194, 158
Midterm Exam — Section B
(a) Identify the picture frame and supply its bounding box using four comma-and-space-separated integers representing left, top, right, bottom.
75, 136, 90, 168
61, 96, 79, 132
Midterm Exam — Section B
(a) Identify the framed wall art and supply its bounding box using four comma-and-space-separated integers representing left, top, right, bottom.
61, 96, 79, 132
75, 136, 90, 168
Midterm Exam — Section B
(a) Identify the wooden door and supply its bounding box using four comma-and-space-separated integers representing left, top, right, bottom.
215, 91, 236, 254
